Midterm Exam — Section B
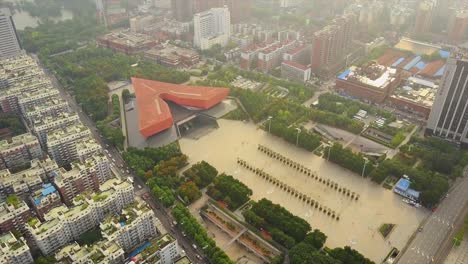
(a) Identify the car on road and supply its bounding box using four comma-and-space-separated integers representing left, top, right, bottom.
192, 244, 197, 249
138, 185, 142, 189
418, 227, 423, 232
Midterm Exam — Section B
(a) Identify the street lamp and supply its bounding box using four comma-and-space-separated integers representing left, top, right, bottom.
295, 128, 301, 146
267, 116, 273, 133
361, 157, 369, 178
327, 144, 332, 161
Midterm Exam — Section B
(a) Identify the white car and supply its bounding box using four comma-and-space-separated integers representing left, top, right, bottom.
138, 185, 142, 189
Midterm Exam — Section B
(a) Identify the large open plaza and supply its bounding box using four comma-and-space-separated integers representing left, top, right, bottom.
180, 119, 428, 263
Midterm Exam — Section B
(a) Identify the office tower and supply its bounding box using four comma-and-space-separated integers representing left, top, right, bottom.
426, 55, 468, 145
413, 1, 434, 35
194, 7, 230, 50
171, 0, 193, 22
0, 8, 21, 59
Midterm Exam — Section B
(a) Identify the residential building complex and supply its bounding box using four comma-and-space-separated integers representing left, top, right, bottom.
100, 200, 161, 252
29, 183, 62, 221
0, 133, 42, 170
46, 124, 92, 166
310, 13, 356, 73
32, 112, 80, 148
194, 7, 231, 50
0, 8, 21, 59
426, 55, 468, 146
281, 61, 311, 83
0, 200, 32, 235
0, 232, 33, 264
132, 234, 181, 264
55, 241, 125, 264
28, 179, 134, 255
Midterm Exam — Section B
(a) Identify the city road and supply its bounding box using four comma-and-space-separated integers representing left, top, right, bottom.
397, 172, 468, 264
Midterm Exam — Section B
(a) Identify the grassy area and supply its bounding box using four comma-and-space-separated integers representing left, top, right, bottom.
379, 223, 395, 238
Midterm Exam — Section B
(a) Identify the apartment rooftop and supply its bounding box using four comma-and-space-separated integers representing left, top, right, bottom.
47, 124, 90, 143
135, 234, 176, 261
338, 63, 397, 89
0, 200, 29, 223
25, 98, 68, 113
0, 132, 38, 151
100, 200, 150, 236
0, 164, 43, 193
31, 183, 59, 206
55, 240, 123, 264
33, 112, 80, 130
0, 232, 26, 252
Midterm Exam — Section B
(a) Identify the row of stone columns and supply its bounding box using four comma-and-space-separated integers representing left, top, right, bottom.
237, 158, 340, 221
257, 144, 359, 201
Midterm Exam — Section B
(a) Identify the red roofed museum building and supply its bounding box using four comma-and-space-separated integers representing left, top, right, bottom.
131, 78, 229, 138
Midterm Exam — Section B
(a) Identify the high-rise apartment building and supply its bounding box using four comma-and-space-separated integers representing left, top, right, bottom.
0, 133, 42, 170
100, 200, 161, 252
0, 8, 22, 59
426, 55, 468, 146
28, 178, 134, 255
413, 1, 434, 35
0, 199, 32, 235
0, 232, 34, 264
46, 124, 92, 166
310, 13, 356, 72
32, 112, 80, 148
194, 7, 230, 50
55, 241, 124, 264
171, 0, 193, 22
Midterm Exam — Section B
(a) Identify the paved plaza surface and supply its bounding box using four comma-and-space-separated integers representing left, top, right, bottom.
180, 119, 428, 263
444, 236, 468, 264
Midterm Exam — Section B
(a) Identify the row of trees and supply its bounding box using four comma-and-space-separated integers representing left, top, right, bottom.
326, 143, 375, 177
182, 161, 218, 189
269, 122, 321, 151
172, 204, 233, 264
400, 137, 468, 178
369, 159, 449, 207
177, 161, 219, 204
207, 174, 252, 210
243, 198, 311, 248
243, 199, 374, 263
317, 93, 394, 120
96, 94, 125, 149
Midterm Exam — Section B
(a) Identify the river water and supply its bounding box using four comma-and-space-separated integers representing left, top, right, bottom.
5, 0, 74, 30
180, 119, 428, 263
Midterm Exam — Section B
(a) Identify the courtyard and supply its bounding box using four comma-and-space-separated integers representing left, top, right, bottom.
179, 119, 428, 263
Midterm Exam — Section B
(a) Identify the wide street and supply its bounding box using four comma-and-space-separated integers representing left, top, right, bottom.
38, 59, 205, 264
397, 172, 468, 264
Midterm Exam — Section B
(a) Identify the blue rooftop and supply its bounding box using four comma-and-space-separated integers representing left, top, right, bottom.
391, 57, 406, 67
120, 221, 126, 227
34, 184, 57, 205
439, 50, 450, 59
406, 189, 420, 199
414, 61, 427, 70
338, 69, 351, 80
403, 56, 421, 71
395, 178, 410, 191
435, 65, 446, 77
128, 241, 151, 258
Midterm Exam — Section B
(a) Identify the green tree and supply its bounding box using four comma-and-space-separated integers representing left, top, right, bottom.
178, 181, 202, 204
303, 229, 327, 249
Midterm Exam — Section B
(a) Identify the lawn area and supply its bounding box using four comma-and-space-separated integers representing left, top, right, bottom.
379, 224, 395, 238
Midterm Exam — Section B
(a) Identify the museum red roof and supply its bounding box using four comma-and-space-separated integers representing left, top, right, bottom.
132, 77, 229, 138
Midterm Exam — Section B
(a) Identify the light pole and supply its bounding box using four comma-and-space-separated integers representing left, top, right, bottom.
267, 116, 273, 133
327, 144, 332, 161
295, 128, 301, 146
361, 157, 369, 178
